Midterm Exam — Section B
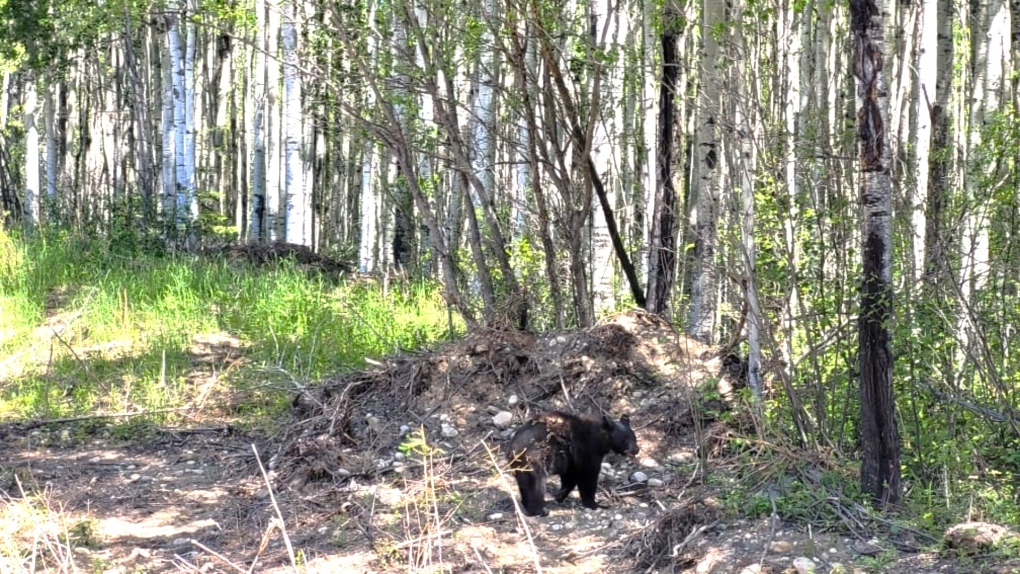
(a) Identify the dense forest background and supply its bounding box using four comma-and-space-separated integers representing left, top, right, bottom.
3, 0, 1020, 528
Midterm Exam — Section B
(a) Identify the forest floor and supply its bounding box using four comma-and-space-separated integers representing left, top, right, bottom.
2, 310, 1019, 573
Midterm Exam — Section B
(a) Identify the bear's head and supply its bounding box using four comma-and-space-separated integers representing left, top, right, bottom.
604, 414, 639, 456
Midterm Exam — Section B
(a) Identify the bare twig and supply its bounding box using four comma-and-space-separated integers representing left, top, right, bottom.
482, 440, 544, 574
251, 444, 299, 571
189, 539, 248, 574
11, 407, 190, 429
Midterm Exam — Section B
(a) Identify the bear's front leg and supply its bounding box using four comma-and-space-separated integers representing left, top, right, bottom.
515, 471, 549, 516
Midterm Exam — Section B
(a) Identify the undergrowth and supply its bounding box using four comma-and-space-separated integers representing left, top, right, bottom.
0, 229, 459, 422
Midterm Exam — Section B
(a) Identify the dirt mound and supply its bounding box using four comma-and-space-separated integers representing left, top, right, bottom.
276, 309, 722, 493
221, 242, 352, 276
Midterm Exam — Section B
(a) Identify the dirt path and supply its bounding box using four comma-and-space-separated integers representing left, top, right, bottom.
3, 311, 1017, 573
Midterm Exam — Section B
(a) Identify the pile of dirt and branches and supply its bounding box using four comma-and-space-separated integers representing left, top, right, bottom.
221, 242, 352, 277
274, 309, 723, 493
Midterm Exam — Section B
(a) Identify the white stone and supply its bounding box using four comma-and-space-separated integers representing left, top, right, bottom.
441, 423, 459, 437
487, 513, 504, 521
630, 471, 648, 483
792, 557, 816, 574
394, 452, 405, 461
647, 478, 664, 488
508, 394, 519, 406
639, 457, 661, 469
493, 411, 513, 429
399, 424, 410, 434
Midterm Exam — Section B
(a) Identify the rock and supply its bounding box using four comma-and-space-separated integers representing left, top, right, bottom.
944, 521, 1020, 555
647, 477, 664, 488
508, 394, 519, 406
500, 429, 514, 439
738, 566, 765, 574
337, 468, 352, 477
493, 411, 513, 429
441, 422, 459, 437
793, 556, 816, 574
668, 451, 693, 464
852, 539, 883, 555
630, 471, 648, 483
639, 457, 661, 468
769, 540, 793, 553
487, 513, 504, 521
399, 424, 410, 434
394, 452, 406, 461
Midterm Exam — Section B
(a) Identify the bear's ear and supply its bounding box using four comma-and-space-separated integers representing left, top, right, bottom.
620, 414, 631, 428
602, 414, 614, 430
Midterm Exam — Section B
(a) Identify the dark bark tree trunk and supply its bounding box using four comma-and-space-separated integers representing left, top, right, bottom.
645, 23, 679, 315
851, 0, 901, 507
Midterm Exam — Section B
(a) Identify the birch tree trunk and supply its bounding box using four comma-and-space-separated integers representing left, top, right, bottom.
357, 0, 380, 272
639, 0, 657, 284
852, 0, 901, 507
250, 0, 268, 241
590, 0, 619, 315
282, 0, 307, 245
688, 0, 724, 342
962, 0, 1009, 298
921, 0, 954, 283
183, 0, 198, 224
912, 0, 938, 279
24, 75, 40, 227
168, 9, 189, 228
44, 80, 57, 208
161, 18, 176, 217
266, 0, 283, 241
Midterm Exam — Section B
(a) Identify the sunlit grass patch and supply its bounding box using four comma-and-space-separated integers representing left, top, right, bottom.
0, 231, 458, 425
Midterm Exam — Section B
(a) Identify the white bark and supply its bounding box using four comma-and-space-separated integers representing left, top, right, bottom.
963, 0, 1009, 296
471, 0, 496, 210
0, 71, 9, 129
591, 0, 619, 314
282, 0, 307, 245
251, 0, 268, 241
168, 10, 189, 225
161, 21, 176, 215
266, 0, 283, 241
24, 76, 40, 227
912, 0, 938, 279
358, 0, 380, 272
184, 0, 198, 222
44, 81, 57, 203
640, 0, 657, 283
688, 0, 724, 342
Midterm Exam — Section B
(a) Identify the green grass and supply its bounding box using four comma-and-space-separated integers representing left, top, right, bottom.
0, 228, 459, 422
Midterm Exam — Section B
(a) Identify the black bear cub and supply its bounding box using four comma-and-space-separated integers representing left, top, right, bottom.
506, 411, 639, 517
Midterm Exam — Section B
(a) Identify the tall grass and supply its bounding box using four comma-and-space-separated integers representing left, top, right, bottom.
0, 229, 458, 421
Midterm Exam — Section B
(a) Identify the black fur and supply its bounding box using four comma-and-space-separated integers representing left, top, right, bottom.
506, 411, 639, 516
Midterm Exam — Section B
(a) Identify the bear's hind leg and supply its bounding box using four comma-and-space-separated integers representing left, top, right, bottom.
555, 471, 578, 503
